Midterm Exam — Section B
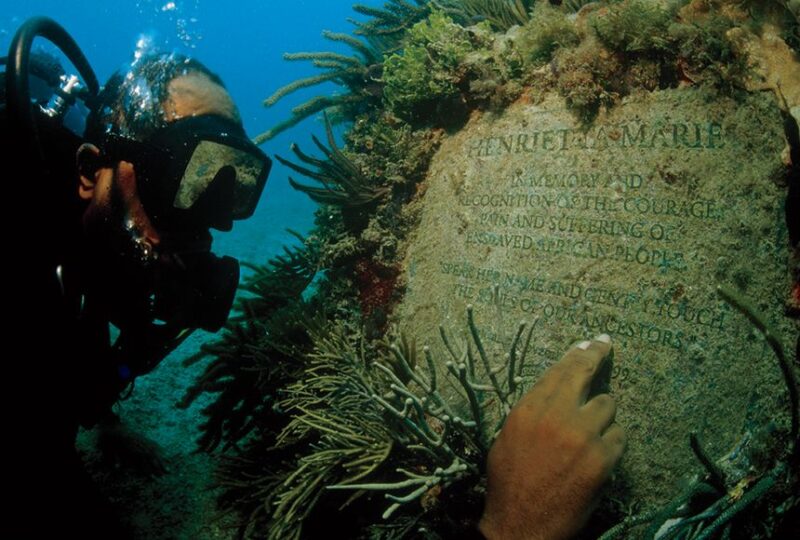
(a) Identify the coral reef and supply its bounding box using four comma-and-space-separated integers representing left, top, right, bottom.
259, 0, 772, 139
186, 2, 800, 538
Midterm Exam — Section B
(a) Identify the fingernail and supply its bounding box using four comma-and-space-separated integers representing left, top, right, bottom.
595, 334, 611, 344
577, 340, 592, 350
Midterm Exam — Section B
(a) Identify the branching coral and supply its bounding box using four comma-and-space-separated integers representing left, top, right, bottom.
209, 321, 394, 540
434, 0, 534, 31
350, 0, 432, 51
256, 323, 396, 540
255, 31, 385, 143
276, 112, 390, 208
327, 306, 537, 521
210, 306, 537, 539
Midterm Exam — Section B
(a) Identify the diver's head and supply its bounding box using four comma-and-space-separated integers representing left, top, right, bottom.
76, 53, 270, 333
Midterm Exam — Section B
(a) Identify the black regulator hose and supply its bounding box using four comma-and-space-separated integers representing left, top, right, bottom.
5, 16, 98, 168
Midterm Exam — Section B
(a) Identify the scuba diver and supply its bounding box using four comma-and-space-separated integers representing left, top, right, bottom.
3, 17, 624, 539
3, 17, 270, 537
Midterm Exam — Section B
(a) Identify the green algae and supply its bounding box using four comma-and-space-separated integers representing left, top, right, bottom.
382, 10, 486, 123
516, 1, 580, 64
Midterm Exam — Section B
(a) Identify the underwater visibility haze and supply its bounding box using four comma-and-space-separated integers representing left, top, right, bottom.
3, 1, 800, 539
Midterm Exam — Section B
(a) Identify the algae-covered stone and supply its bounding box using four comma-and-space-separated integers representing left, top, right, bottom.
395, 87, 797, 506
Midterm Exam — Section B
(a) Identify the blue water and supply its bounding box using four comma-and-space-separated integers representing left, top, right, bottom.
1, 0, 374, 264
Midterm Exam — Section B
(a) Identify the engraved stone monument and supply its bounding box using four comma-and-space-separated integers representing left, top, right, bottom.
396, 88, 797, 504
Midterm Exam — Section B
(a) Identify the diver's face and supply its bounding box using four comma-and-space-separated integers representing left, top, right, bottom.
80, 158, 161, 260
77, 72, 241, 325
79, 71, 241, 227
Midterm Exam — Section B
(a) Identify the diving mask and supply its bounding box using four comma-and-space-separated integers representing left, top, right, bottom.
100, 114, 271, 231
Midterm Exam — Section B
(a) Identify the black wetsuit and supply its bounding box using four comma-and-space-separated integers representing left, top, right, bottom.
2, 74, 131, 538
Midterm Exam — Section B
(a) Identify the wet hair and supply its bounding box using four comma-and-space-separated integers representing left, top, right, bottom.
84, 52, 229, 143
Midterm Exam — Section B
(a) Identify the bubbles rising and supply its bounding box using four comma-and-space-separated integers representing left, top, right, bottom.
135, 0, 203, 51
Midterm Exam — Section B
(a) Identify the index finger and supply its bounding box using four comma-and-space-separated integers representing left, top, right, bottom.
548, 336, 613, 406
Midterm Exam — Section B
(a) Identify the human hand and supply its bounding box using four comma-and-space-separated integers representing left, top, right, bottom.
479, 335, 625, 540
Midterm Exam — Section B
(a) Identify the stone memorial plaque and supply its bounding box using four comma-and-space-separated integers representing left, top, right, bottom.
396, 88, 797, 505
